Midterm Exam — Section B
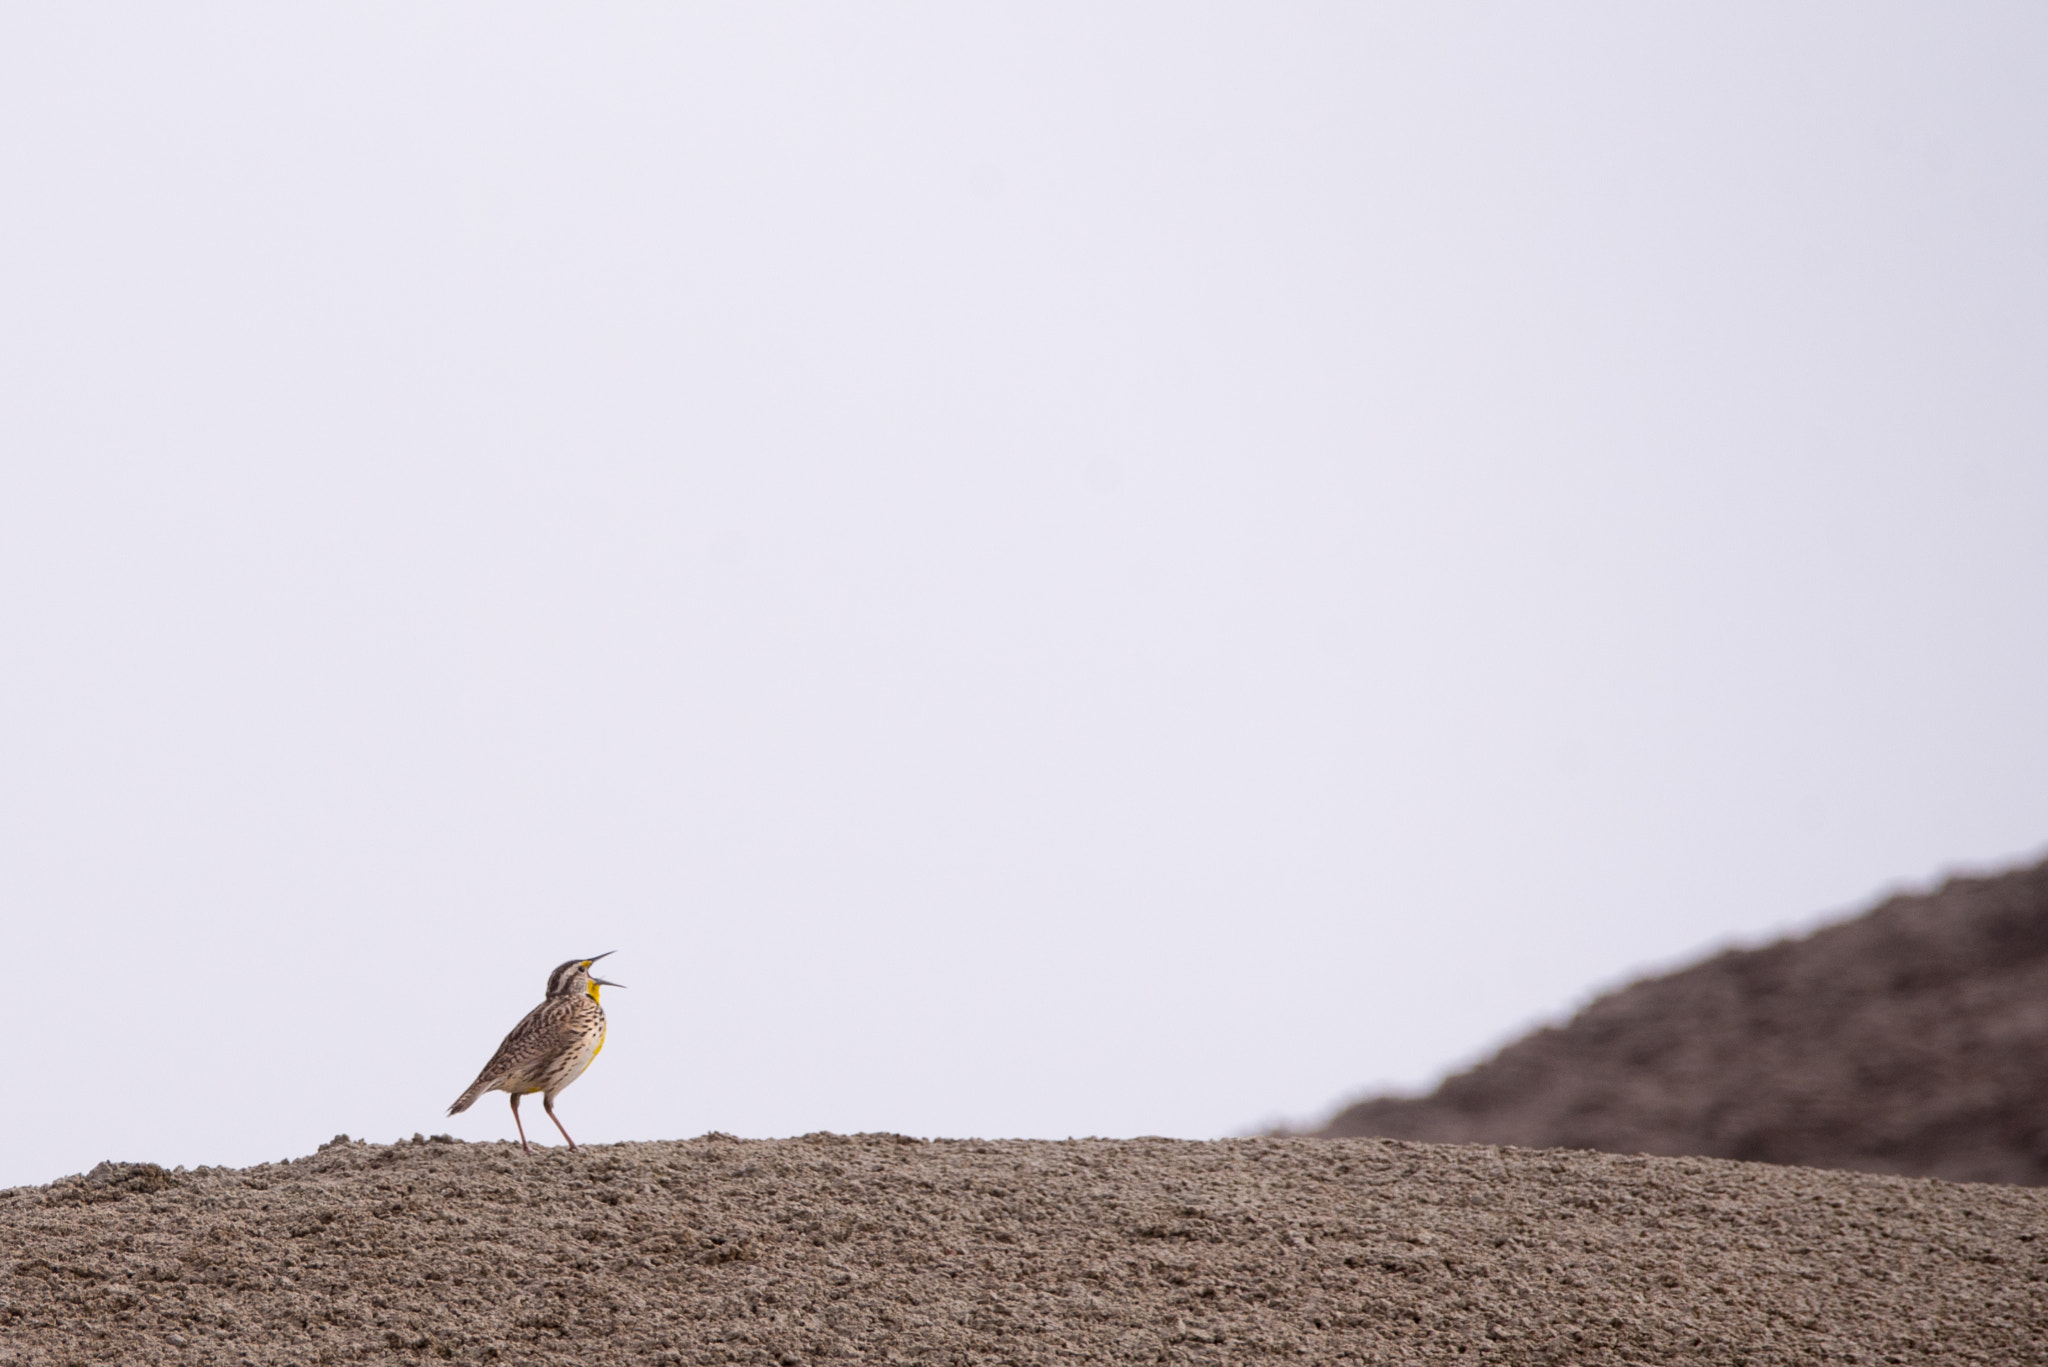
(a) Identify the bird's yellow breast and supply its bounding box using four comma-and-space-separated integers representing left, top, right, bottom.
586, 981, 605, 1059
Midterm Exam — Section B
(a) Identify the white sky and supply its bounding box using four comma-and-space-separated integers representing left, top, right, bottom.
3, 5, 2045, 1189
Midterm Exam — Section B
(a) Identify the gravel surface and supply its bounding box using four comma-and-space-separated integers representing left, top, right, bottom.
4, 1133, 2044, 1365
1320, 857, 2048, 1185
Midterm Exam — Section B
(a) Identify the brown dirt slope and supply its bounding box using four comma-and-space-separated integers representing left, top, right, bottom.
3, 1134, 2045, 1365
1319, 855, 2048, 1184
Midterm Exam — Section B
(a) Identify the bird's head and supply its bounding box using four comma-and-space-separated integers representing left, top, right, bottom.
545, 952, 624, 1003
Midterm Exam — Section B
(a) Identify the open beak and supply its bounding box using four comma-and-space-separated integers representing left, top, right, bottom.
592, 977, 625, 988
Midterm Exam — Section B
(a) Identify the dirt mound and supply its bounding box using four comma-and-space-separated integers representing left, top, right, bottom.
1318, 855, 2048, 1184
4, 1134, 2044, 1364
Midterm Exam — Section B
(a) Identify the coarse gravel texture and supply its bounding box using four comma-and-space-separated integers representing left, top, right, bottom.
1318, 855, 2048, 1185
3, 1133, 2045, 1365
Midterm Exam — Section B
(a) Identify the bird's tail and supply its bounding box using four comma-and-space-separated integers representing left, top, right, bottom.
447, 1075, 496, 1116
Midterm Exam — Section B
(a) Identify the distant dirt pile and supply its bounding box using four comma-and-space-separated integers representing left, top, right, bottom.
4, 1134, 2045, 1364
1320, 855, 2048, 1184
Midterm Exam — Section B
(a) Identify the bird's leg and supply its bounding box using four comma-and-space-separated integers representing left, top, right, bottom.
510, 1093, 532, 1156
543, 1095, 578, 1151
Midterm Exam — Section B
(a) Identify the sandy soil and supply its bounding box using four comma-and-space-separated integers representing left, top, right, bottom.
3, 1133, 2044, 1365
1320, 857, 2048, 1186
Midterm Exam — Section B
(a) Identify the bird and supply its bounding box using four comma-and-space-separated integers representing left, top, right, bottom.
447, 953, 623, 1155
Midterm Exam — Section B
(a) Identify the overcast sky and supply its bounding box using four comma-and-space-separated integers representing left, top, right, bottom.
3, 5, 2045, 1190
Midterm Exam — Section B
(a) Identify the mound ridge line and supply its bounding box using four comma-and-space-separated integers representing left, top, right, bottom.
1317, 855, 2048, 1185
4, 1134, 2042, 1364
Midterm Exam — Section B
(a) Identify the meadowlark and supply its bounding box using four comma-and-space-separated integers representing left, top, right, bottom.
448, 953, 622, 1154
